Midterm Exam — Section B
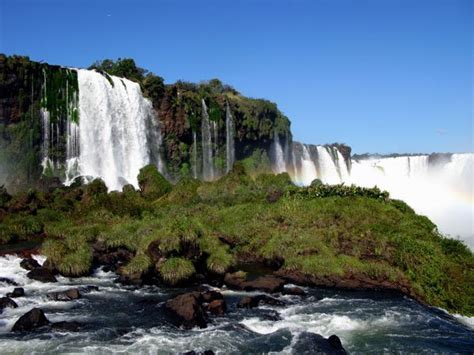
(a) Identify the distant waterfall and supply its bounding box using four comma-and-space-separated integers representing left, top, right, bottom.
201, 99, 214, 181
271, 132, 287, 174
225, 103, 235, 173
316, 146, 342, 184
75, 69, 158, 191
192, 131, 198, 179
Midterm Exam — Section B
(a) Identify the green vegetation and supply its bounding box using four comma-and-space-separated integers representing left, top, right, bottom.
0, 167, 472, 316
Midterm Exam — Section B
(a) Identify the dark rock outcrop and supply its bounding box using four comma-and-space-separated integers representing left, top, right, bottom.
282, 286, 306, 296
7, 287, 24, 298
92, 242, 133, 272
20, 258, 41, 271
26, 268, 57, 283
292, 332, 347, 354
47, 288, 81, 301
206, 299, 226, 315
224, 272, 285, 293
0, 297, 18, 313
238, 295, 285, 309
12, 308, 50, 332
51, 321, 83, 332
0, 277, 19, 286
164, 292, 207, 329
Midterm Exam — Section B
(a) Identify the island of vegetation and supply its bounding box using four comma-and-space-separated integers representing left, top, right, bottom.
0, 164, 472, 316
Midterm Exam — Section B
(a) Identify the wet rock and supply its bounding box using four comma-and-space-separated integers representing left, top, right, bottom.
266, 190, 284, 203
51, 321, 83, 332
27, 268, 57, 283
224, 272, 285, 293
7, 287, 24, 298
93, 242, 133, 272
12, 308, 50, 332
292, 332, 347, 354
116, 272, 143, 287
20, 258, 41, 271
238, 295, 285, 309
165, 292, 207, 329
201, 290, 223, 303
42, 258, 59, 274
206, 299, 226, 316
82, 285, 99, 292
282, 286, 306, 296
259, 310, 282, 321
0, 297, 18, 314
0, 277, 19, 286
47, 288, 81, 301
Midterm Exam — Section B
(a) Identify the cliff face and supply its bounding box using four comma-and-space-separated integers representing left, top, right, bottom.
0, 55, 295, 190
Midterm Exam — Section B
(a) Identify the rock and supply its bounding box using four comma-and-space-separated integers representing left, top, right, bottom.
206, 299, 226, 315
51, 321, 83, 332
12, 308, 50, 332
292, 332, 347, 354
238, 295, 285, 309
0, 277, 19, 286
20, 258, 41, 271
47, 288, 81, 301
165, 292, 207, 329
266, 190, 284, 203
7, 287, 24, 298
116, 272, 143, 287
42, 258, 58, 274
182, 351, 215, 355
201, 290, 223, 303
259, 310, 282, 321
282, 286, 306, 296
0, 297, 18, 313
82, 285, 99, 292
224, 273, 285, 293
26, 268, 57, 283
243, 275, 286, 293
93, 243, 133, 272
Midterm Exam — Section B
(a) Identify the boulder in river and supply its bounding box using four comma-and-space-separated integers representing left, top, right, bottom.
20, 258, 41, 271
224, 272, 285, 293
0, 297, 18, 314
282, 286, 306, 296
206, 299, 226, 315
51, 321, 84, 332
0, 277, 19, 286
26, 268, 57, 283
7, 287, 24, 298
292, 332, 347, 354
238, 294, 285, 309
12, 308, 50, 332
165, 292, 207, 329
47, 288, 81, 301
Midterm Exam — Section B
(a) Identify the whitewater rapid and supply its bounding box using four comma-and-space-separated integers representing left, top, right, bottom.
0, 255, 473, 353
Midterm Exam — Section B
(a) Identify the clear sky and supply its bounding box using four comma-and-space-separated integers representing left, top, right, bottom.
1, 0, 472, 154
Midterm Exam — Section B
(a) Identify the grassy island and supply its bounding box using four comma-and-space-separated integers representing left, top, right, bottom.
1, 164, 472, 316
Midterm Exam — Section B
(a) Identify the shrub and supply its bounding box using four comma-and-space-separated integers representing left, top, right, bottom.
159, 257, 195, 285
137, 164, 172, 201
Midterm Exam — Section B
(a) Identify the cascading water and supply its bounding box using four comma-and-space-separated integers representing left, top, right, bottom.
294, 144, 318, 186
201, 99, 214, 181
225, 102, 235, 173
271, 132, 287, 174
75, 69, 157, 191
316, 146, 342, 184
192, 131, 198, 179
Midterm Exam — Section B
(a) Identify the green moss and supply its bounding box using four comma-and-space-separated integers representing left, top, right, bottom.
138, 164, 172, 201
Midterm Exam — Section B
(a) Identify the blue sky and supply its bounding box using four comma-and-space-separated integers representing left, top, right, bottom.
1, 0, 472, 154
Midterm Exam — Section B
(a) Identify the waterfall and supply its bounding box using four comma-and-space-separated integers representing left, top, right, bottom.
292, 144, 318, 186
192, 131, 198, 179
225, 103, 235, 173
76, 69, 157, 191
316, 146, 342, 184
272, 132, 287, 174
201, 99, 214, 181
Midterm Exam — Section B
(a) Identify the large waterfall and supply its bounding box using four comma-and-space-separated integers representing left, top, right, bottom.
71, 70, 160, 191
286, 144, 473, 248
